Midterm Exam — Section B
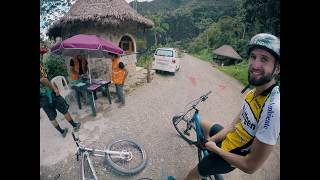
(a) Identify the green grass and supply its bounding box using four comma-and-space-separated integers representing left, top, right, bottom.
217, 60, 249, 85
192, 48, 212, 62
190, 49, 248, 85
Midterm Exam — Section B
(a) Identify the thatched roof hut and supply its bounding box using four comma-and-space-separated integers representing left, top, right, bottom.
213, 45, 242, 60
213, 45, 242, 66
46, 0, 154, 88
47, 0, 154, 39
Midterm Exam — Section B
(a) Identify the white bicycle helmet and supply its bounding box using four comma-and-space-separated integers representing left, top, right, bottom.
248, 33, 280, 62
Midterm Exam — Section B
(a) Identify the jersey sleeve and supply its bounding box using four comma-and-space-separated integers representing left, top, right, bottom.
255, 90, 280, 145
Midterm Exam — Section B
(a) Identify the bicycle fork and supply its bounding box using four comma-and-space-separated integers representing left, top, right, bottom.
82, 152, 98, 180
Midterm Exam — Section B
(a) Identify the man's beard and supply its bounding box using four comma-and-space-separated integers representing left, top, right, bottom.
248, 70, 273, 86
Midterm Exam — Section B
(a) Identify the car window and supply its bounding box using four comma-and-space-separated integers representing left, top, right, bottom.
155, 49, 173, 57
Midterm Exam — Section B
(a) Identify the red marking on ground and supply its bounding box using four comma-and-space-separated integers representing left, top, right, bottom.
218, 84, 226, 90
188, 76, 197, 86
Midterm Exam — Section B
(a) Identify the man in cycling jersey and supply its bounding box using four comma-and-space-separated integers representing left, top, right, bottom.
184, 33, 280, 179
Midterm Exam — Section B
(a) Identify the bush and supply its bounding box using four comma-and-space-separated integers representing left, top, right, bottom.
44, 54, 68, 81
192, 48, 212, 62
137, 55, 153, 69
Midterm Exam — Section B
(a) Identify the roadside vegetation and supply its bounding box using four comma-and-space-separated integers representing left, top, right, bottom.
41, 0, 279, 85
217, 60, 248, 85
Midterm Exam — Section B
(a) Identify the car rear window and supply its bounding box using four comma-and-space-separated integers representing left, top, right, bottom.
155, 49, 173, 57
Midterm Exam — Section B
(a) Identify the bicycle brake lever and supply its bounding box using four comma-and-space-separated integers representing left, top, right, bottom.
201, 96, 208, 101
195, 137, 208, 150
196, 142, 207, 151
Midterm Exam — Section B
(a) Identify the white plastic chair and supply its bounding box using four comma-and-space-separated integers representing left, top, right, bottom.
50, 76, 74, 103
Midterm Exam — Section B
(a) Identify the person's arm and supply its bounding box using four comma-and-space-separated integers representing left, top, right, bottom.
208, 110, 241, 143
123, 67, 128, 80
40, 77, 60, 96
205, 137, 274, 174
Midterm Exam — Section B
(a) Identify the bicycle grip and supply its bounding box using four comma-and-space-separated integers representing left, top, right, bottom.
196, 139, 208, 150
206, 91, 212, 96
202, 91, 212, 101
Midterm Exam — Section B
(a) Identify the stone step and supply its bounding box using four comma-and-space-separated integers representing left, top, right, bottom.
136, 66, 144, 72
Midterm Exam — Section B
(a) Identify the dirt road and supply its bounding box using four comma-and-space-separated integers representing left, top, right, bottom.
40, 53, 280, 180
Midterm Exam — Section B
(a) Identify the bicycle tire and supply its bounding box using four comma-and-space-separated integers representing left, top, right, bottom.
172, 115, 198, 144
80, 153, 97, 180
105, 138, 147, 176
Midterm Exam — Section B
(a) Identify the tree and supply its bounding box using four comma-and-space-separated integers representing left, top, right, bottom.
147, 12, 170, 46
241, 0, 280, 37
44, 54, 68, 81
40, 0, 76, 39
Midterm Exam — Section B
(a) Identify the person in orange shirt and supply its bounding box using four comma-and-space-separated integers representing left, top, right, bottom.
69, 55, 98, 99
70, 55, 88, 81
111, 54, 128, 108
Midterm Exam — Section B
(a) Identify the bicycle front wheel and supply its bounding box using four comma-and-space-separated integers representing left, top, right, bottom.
172, 114, 198, 144
105, 138, 147, 176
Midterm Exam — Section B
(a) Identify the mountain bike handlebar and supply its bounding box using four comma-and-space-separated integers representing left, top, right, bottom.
201, 91, 212, 101
188, 91, 212, 109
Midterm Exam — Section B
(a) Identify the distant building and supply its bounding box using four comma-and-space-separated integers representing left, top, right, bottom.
212, 45, 242, 66
47, 0, 154, 82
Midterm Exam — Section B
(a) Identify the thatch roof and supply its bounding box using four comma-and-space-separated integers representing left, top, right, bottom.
47, 0, 154, 38
213, 45, 242, 60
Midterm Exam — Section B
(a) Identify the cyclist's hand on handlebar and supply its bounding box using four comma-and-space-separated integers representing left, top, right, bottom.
195, 142, 206, 150
196, 138, 208, 150
205, 141, 220, 153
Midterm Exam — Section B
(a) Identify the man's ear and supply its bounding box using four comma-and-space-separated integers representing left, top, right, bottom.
275, 64, 280, 75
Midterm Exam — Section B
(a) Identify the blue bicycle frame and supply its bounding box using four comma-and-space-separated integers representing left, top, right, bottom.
192, 108, 210, 158
172, 91, 224, 180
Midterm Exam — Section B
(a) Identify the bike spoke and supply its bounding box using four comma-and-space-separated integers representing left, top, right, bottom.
173, 115, 198, 143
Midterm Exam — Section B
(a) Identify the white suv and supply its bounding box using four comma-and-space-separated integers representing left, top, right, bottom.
153, 48, 180, 75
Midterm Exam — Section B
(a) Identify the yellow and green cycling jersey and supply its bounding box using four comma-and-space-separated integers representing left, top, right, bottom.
221, 85, 280, 153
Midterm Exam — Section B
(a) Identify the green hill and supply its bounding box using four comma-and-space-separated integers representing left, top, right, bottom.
131, 0, 239, 47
